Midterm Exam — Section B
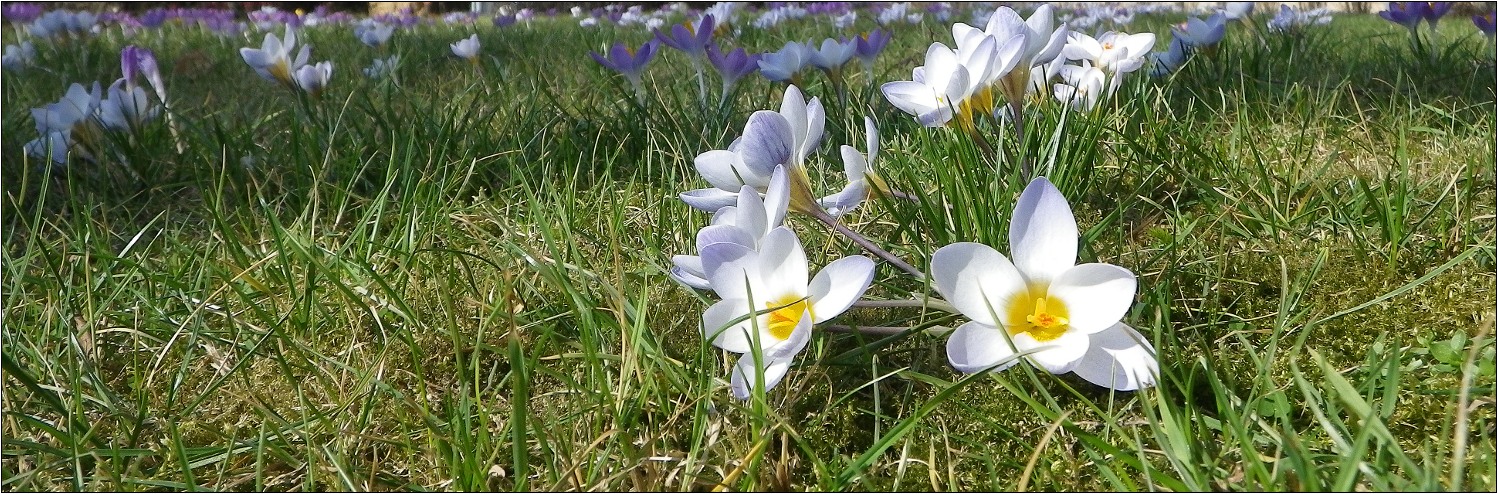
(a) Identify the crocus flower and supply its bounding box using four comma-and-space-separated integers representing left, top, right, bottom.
931, 177, 1155, 390
451, 34, 480, 63
28, 82, 104, 164
1052, 62, 1107, 111
819, 117, 892, 217
1172, 11, 1227, 50
700, 226, 874, 399
1420, 2, 1454, 29
355, 21, 394, 48
589, 40, 659, 87
672, 166, 790, 289
681, 85, 825, 214
292, 61, 332, 97
2, 41, 36, 72
1062, 31, 1154, 76
654, 14, 715, 58
493, 13, 516, 28
120, 46, 166, 104
882, 38, 1017, 128
363, 55, 400, 80
1148, 36, 1189, 77
1474, 12, 1496, 39
759, 40, 810, 83
240, 25, 310, 88
706, 44, 759, 99
1223, 2, 1255, 20
808, 37, 856, 72
98, 78, 157, 132
1380, 2, 1426, 31
964, 5, 1070, 103
854, 29, 892, 73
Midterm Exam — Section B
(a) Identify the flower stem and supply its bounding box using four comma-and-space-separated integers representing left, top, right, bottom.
807, 207, 925, 279
1008, 98, 1031, 182
851, 298, 958, 313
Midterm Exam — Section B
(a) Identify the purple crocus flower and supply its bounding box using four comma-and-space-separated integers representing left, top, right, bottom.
2, 3, 44, 23
1421, 2, 1454, 28
853, 29, 891, 72
1475, 12, 1496, 38
654, 14, 715, 59
1380, 2, 1427, 31
590, 40, 659, 104
706, 44, 759, 100
493, 13, 516, 28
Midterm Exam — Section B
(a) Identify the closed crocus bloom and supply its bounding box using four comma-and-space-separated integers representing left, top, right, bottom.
1421, 2, 1454, 28
654, 14, 714, 59
883, 43, 967, 127
121, 45, 166, 104
1172, 11, 1227, 49
2, 41, 35, 72
292, 61, 332, 97
854, 29, 891, 71
1223, 2, 1255, 20
931, 177, 1155, 390
819, 117, 892, 217
700, 227, 873, 399
681, 111, 796, 212
975, 5, 1070, 102
451, 34, 480, 62
808, 37, 855, 71
355, 21, 394, 47
706, 44, 759, 96
1148, 36, 1189, 77
758, 40, 809, 82
589, 39, 658, 86
240, 25, 310, 88
1053, 62, 1108, 111
1475, 12, 1496, 39
672, 166, 791, 289
98, 78, 157, 131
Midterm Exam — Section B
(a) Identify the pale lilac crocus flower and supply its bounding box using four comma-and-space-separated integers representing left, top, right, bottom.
655, 14, 716, 101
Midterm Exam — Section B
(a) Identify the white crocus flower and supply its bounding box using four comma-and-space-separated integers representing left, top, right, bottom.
930, 177, 1156, 390
881, 42, 973, 127
97, 78, 158, 132
672, 166, 791, 289
808, 37, 855, 71
1062, 31, 1155, 76
364, 55, 401, 79
451, 34, 481, 62
240, 25, 311, 88
700, 227, 874, 399
292, 61, 333, 97
975, 5, 1070, 102
682, 85, 824, 214
819, 117, 889, 217
1053, 62, 1108, 111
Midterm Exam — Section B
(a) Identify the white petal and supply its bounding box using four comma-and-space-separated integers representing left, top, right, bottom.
733, 186, 768, 240
730, 355, 794, 400
779, 85, 807, 155
696, 224, 756, 252
1048, 263, 1137, 334
669, 256, 712, 290
763, 166, 790, 229
807, 256, 875, 322
695, 150, 749, 190
1009, 176, 1077, 286
881, 81, 941, 116
755, 227, 807, 296
929, 242, 1029, 327
800, 96, 825, 164
680, 188, 740, 212
946, 321, 1020, 374
702, 298, 757, 353
702, 242, 761, 301
1072, 323, 1158, 391
1012, 329, 1089, 374
818, 181, 868, 217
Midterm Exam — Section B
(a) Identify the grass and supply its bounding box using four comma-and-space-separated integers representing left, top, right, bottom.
3, 5, 1495, 491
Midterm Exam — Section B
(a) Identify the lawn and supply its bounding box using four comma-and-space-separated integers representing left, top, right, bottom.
2, 2, 1495, 491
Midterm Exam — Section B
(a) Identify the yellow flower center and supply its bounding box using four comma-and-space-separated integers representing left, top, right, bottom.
765, 294, 813, 341
1007, 293, 1070, 342
1102, 42, 1114, 51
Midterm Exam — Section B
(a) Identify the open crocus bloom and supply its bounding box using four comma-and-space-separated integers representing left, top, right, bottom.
930, 177, 1156, 391
881, 42, 975, 127
98, 78, 158, 131
700, 227, 874, 398
758, 40, 809, 83
1172, 12, 1227, 48
240, 25, 310, 87
672, 166, 790, 289
1062, 31, 1155, 77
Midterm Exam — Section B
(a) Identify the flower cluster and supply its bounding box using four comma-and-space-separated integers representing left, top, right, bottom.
240, 26, 334, 98
26, 46, 166, 164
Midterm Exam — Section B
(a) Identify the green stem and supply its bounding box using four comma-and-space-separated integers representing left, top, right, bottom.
807, 207, 925, 279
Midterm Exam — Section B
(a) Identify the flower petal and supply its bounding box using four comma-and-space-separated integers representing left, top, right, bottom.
1072, 323, 1158, 391
730, 354, 794, 400
680, 187, 740, 213
930, 242, 1028, 327
738, 111, 794, 177
1010, 176, 1077, 286
946, 321, 1020, 374
696, 224, 756, 252
702, 298, 756, 353
670, 255, 712, 290
733, 185, 768, 240
818, 181, 868, 217
695, 149, 748, 190
755, 227, 807, 296
808, 255, 875, 322
1048, 263, 1137, 334
763, 165, 790, 229
701, 241, 761, 301
1012, 329, 1089, 374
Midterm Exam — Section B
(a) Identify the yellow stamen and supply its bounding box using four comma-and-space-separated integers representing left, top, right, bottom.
765, 295, 813, 341
1007, 293, 1070, 342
